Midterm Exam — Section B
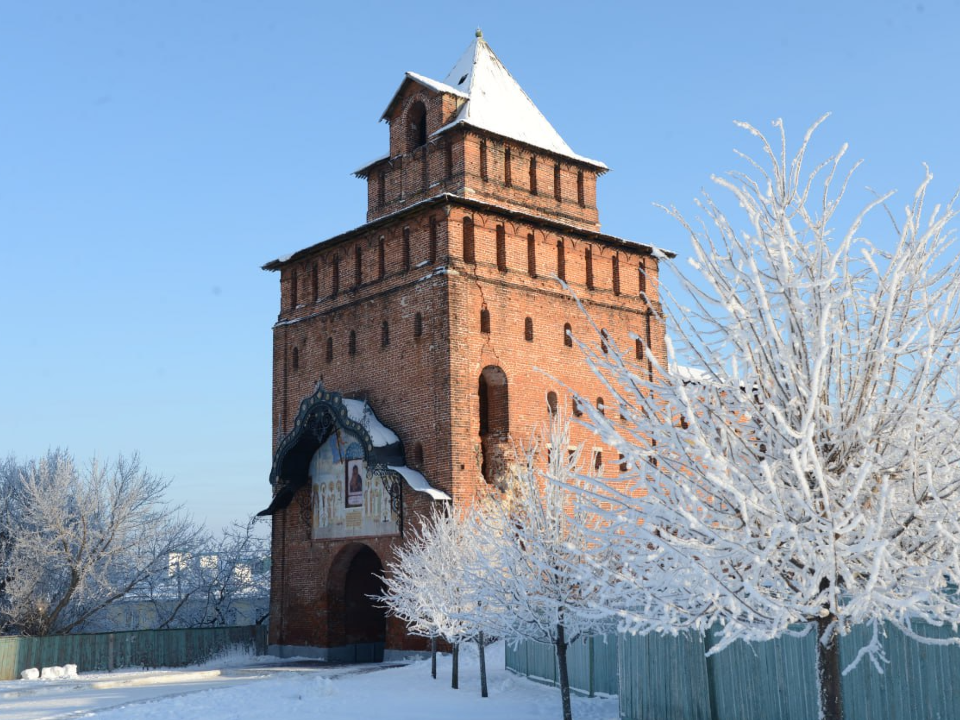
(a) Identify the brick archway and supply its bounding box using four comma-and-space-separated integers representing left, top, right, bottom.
327, 542, 386, 662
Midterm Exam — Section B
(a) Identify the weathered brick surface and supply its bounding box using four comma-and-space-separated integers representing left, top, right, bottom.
266, 71, 665, 655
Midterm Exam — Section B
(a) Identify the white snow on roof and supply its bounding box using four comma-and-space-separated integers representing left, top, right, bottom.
673, 365, 713, 385
438, 36, 606, 168
388, 465, 451, 501
405, 71, 469, 99
342, 399, 400, 447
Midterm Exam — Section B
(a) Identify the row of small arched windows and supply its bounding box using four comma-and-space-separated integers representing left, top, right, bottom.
461, 218, 650, 297
289, 313, 425, 369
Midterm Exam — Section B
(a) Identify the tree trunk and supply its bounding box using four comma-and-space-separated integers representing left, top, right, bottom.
816, 615, 844, 720
451, 642, 459, 690
431, 635, 437, 679
556, 622, 573, 720
478, 632, 488, 698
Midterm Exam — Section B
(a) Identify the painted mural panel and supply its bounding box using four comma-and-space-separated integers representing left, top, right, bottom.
310, 429, 397, 539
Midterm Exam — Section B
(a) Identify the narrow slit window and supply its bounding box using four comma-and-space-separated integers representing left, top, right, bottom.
381, 320, 390, 347
311, 262, 319, 301
480, 307, 491, 333
593, 450, 603, 474
596, 397, 605, 416
554, 163, 561, 201
378, 237, 386, 280
504, 147, 512, 186
463, 217, 475, 263
564, 322, 572, 347
612, 255, 620, 296
429, 216, 437, 264
480, 140, 488, 180
601, 329, 609, 354
585, 246, 594, 289
529, 156, 537, 195
572, 397, 582, 417
289, 269, 298, 309
414, 312, 423, 338
557, 240, 565, 281
403, 227, 411, 271
291, 346, 299, 370
331, 257, 340, 298
325, 337, 333, 362
354, 245, 363, 287
349, 330, 357, 356
577, 170, 585, 207
524, 317, 534, 342
639, 258, 647, 296
527, 233, 536, 277
636, 338, 644, 361
496, 225, 507, 272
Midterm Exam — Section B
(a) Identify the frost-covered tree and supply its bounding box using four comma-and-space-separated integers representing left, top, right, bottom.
380, 503, 493, 694
474, 414, 613, 720
576, 117, 960, 720
0, 450, 202, 635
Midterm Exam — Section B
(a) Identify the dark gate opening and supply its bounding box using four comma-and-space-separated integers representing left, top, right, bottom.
342, 546, 386, 662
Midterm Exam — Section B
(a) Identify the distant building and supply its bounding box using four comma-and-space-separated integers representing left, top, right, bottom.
260, 31, 668, 662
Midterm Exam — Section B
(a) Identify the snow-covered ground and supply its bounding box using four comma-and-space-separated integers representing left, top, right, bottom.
0, 643, 619, 720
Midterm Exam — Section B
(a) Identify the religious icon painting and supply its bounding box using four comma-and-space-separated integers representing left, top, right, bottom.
346, 459, 364, 507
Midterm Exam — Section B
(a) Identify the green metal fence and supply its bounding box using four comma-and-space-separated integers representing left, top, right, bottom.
618, 623, 960, 720
507, 623, 960, 720
505, 633, 619, 697
0, 625, 268, 681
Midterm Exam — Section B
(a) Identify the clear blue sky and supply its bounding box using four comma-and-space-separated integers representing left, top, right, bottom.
2, 1, 958, 532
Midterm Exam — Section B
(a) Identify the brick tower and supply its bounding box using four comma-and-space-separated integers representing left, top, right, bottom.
260, 31, 667, 660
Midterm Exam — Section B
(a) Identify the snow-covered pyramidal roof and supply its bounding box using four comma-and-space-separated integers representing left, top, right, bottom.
387, 32, 605, 169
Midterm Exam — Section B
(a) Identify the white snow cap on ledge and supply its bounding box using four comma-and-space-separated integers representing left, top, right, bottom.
343, 399, 400, 447
388, 465, 451, 501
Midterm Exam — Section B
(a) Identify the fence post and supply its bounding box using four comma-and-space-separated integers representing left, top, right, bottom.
588, 635, 595, 698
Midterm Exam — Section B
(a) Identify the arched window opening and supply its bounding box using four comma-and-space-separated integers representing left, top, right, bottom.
349, 330, 357, 356
529, 156, 538, 195
593, 450, 603, 474
414, 312, 423, 338
480, 140, 488, 180
463, 217, 475, 263
326, 337, 334, 362
612, 255, 621, 296
496, 225, 507, 272
381, 321, 390, 347
524, 317, 534, 342
572, 397, 583, 417
331, 256, 340, 298
429, 216, 438, 264
288, 269, 299, 311
479, 366, 510, 483
546, 391, 558, 416
636, 338, 644, 361
407, 101, 427, 152
554, 163, 562, 201
527, 233, 536, 277
596, 397, 606, 416
585, 246, 594, 289
619, 453, 628, 473
480, 307, 491, 334
639, 258, 647, 296
378, 237, 386, 280
504, 147, 512, 186
601, 329, 609, 354
679, 415, 689, 430
291, 346, 299, 370
355, 245, 363, 287
557, 240, 565, 281
411, 442, 424, 469
577, 169, 585, 207
564, 322, 573, 348
403, 227, 411, 271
